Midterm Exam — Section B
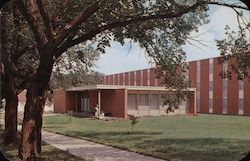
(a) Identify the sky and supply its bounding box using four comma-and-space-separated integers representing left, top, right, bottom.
93, 2, 249, 75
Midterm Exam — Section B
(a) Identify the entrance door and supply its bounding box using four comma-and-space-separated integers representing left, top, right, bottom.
81, 98, 89, 112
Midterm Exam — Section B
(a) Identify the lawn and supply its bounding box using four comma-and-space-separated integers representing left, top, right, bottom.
43, 114, 250, 161
0, 129, 86, 161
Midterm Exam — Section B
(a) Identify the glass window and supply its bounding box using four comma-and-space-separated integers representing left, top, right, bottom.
239, 80, 244, 90
150, 94, 159, 109
209, 81, 213, 91
238, 99, 244, 110
139, 94, 149, 106
128, 94, 137, 110
223, 80, 228, 91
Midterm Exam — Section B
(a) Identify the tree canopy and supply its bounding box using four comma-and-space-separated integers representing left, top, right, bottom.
0, 0, 249, 160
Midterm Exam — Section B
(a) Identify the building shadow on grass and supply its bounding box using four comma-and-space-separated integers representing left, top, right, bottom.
65, 130, 162, 144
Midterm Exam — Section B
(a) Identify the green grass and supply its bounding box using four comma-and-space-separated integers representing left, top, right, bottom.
43, 114, 250, 161
0, 129, 86, 161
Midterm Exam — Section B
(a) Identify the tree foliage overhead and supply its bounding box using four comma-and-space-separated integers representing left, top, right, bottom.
1, 1, 250, 160
51, 43, 103, 88
217, 24, 250, 80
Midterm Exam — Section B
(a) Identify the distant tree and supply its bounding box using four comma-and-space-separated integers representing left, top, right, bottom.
0, 1, 249, 160
217, 25, 250, 80
50, 44, 102, 88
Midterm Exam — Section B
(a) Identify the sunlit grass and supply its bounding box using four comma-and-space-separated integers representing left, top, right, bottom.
43, 114, 250, 161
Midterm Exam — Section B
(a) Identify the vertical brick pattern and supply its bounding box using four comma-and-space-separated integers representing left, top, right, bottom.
110, 75, 114, 85
189, 61, 197, 88
143, 69, 148, 86
119, 73, 124, 85
96, 57, 249, 116
125, 73, 129, 85
213, 58, 223, 114
136, 71, 141, 86
227, 59, 239, 114
150, 68, 156, 86
114, 74, 119, 85
130, 72, 135, 86
200, 60, 209, 113
244, 79, 250, 115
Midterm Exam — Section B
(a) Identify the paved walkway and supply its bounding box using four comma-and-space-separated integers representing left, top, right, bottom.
42, 130, 165, 161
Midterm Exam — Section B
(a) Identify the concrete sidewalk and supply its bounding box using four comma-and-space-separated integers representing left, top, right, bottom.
42, 130, 165, 161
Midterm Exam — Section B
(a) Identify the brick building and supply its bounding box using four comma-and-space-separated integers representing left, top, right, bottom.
54, 57, 250, 117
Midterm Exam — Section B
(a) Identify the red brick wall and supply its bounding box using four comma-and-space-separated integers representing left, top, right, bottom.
89, 91, 98, 112
130, 71, 135, 86
101, 89, 126, 118
189, 61, 197, 87
244, 79, 250, 115
227, 59, 239, 115
125, 73, 129, 85
136, 70, 141, 86
119, 73, 124, 85
114, 74, 119, 85
65, 92, 76, 112
213, 58, 223, 114
189, 92, 195, 114
53, 89, 67, 113
110, 75, 114, 85
200, 59, 209, 113
150, 68, 156, 86
143, 69, 148, 86
95, 57, 250, 116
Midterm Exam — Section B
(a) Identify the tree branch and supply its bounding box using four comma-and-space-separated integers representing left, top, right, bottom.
51, 0, 69, 29
54, 1, 101, 47
54, 2, 203, 57
206, 1, 249, 11
13, 0, 46, 52
36, 0, 54, 41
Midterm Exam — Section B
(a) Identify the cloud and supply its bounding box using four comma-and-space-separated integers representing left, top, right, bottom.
93, 4, 249, 74
183, 4, 248, 61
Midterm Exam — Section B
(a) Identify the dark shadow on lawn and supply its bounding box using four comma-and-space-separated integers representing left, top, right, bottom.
134, 138, 250, 161
61, 131, 162, 149
68, 130, 161, 137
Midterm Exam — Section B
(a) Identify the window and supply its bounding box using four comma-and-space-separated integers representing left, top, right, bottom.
150, 94, 159, 109
128, 94, 137, 110
139, 94, 149, 106
209, 81, 213, 91
239, 80, 244, 90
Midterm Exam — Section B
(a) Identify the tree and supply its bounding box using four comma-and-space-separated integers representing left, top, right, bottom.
50, 44, 103, 88
0, 0, 249, 160
217, 25, 250, 80
1, 3, 38, 145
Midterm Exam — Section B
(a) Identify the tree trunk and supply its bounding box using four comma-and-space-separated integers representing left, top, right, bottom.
18, 84, 47, 160
4, 94, 18, 145
19, 54, 53, 161
3, 71, 18, 145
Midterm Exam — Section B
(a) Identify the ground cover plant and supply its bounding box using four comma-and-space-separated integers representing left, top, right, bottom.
43, 114, 250, 161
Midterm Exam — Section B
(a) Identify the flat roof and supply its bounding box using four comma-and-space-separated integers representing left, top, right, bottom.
66, 84, 196, 92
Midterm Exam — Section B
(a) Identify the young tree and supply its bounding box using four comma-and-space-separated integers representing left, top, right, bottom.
1, 0, 249, 160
